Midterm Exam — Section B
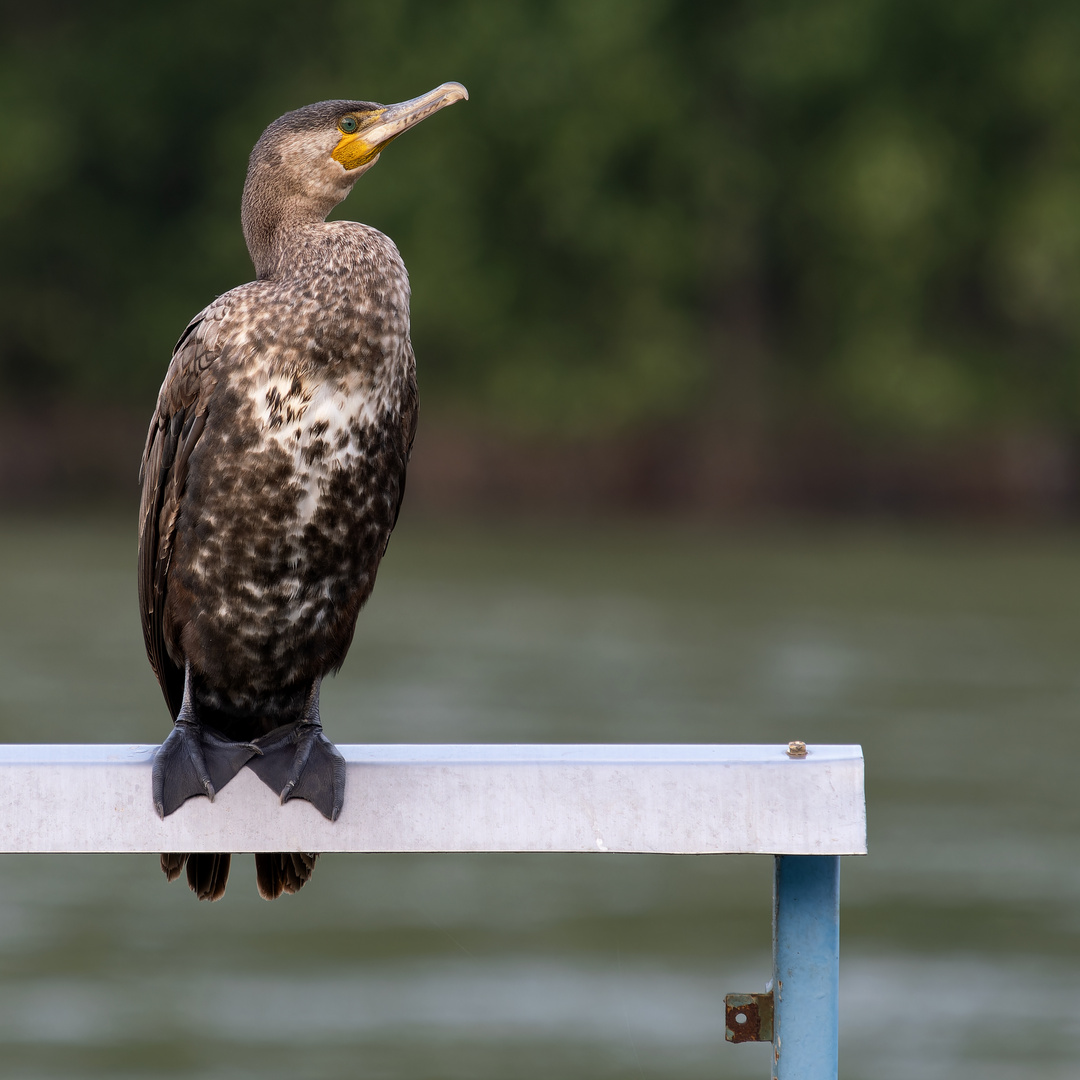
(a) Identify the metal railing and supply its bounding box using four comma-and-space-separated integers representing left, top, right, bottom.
0, 741, 866, 1079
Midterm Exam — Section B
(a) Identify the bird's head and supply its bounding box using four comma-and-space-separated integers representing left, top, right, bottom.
242, 82, 468, 261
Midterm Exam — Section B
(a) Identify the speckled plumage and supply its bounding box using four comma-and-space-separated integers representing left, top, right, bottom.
141, 223, 416, 723
138, 85, 465, 901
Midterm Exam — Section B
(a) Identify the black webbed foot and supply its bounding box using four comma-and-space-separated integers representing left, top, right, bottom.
153, 721, 262, 818
247, 721, 346, 821
153, 721, 212, 818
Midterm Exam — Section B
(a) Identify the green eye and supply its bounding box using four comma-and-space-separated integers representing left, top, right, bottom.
339, 116, 359, 134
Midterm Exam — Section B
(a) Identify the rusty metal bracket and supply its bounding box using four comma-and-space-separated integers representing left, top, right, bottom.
724, 991, 774, 1043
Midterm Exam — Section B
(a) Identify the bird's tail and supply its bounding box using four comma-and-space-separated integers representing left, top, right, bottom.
160, 851, 317, 900
161, 853, 231, 901
255, 853, 318, 899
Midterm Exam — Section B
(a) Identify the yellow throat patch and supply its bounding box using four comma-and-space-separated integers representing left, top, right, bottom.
332, 111, 386, 170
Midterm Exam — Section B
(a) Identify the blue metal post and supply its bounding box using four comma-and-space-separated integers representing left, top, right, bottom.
772, 854, 840, 1080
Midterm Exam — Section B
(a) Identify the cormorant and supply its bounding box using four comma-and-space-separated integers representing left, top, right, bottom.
138, 82, 468, 901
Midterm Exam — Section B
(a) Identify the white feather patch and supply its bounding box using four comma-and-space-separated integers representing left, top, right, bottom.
246, 372, 392, 526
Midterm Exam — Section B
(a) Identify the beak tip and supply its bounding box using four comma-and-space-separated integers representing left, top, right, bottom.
441, 81, 469, 103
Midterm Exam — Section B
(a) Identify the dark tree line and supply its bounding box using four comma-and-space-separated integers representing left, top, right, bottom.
1, 0, 1078, 450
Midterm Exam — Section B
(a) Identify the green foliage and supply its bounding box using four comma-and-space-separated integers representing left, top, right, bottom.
1, 0, 1079, 439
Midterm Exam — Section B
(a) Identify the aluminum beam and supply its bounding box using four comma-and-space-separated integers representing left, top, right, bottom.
0, 743, 866, 855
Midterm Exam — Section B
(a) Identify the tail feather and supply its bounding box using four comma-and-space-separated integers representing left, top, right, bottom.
160, 851, 315, 900
160, 852, 231, 901
187, 853, 231, 901
255, 853, 318, 900
161, 852, 187, 882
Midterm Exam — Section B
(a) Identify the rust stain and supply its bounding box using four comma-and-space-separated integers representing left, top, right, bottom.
724, 992, 774, 1043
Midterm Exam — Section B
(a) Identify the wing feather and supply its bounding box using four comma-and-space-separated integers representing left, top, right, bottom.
137, 310, 222, 718
386, 344, 419, 547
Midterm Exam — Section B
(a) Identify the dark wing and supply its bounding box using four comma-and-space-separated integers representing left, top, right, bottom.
137, 307, 224, 719
386, 343, 419, 549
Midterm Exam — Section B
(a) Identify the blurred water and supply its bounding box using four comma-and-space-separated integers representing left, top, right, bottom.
0, 513, 1077, 1078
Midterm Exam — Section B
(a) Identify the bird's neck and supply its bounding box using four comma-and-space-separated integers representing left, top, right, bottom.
243, 214, 323, 281
241, 166, 351, 280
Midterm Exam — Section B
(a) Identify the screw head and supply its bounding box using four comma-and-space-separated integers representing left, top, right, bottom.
787, 740, 807, 757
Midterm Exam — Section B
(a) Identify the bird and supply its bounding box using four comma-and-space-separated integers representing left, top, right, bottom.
138, 82, 468, 901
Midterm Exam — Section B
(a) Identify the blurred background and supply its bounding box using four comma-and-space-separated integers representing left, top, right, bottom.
1, 1, 1079, 1078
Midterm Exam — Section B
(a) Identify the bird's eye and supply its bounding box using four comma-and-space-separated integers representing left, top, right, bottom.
339, 117, 359, 134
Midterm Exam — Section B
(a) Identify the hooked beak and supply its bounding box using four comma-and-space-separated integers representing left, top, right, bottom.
332, 82, 469, 171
